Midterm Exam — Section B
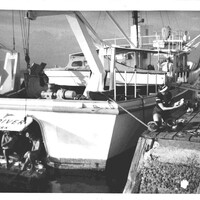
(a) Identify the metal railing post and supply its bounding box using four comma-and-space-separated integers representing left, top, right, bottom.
124, 71, 127, 100
134, 70, 137, 98
147, 72, 149, 96
155, 73, 158, 93
114, 68, 116, 101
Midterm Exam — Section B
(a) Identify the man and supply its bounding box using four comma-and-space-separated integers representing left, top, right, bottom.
1, 131, 18, 169
152, 84, 184, 129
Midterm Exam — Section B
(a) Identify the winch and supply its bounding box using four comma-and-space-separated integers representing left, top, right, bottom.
41, 85, 76, 100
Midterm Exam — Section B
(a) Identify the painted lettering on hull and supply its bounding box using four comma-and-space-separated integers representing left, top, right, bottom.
0, 115, 33, 131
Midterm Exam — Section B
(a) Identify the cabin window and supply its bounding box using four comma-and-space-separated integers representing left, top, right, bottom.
71, 61, 83, 67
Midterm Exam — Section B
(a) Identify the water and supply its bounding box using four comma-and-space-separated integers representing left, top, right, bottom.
0, 147, 137, 193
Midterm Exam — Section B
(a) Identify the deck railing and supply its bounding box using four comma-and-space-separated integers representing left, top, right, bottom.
112, 68, 165, 100
103, 30, 186, 51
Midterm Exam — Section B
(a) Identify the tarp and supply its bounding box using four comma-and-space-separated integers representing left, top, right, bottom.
0, 115, 33, 132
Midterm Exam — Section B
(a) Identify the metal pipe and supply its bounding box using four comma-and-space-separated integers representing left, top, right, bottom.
114, 68, 116, 101
147, 72, 149, 96
134, 70, 137, 98
125, 71, 127, 100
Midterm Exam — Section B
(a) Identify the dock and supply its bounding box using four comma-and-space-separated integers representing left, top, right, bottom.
143, 107, 200, 143
123, 106, 200, 194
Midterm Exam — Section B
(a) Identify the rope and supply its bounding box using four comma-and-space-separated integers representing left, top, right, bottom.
95, 11, 101, 31
12, 10, 15, 51
128, 11, 130, 37
19, 11, 31, 69
159, 11, 164, 27
174, 12, 180, 31
166, 11, 171, 27
19, 11, 26, 54
106, 95, 149, 128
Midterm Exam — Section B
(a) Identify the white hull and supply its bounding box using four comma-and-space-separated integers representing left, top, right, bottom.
0, 97, 154, 163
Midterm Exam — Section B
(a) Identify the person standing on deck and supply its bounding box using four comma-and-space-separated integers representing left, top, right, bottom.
1, 131, 18, 169
153, 84, 184, 128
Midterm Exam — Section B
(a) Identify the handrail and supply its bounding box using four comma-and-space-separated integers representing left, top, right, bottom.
102, 30, 186, 50
147, 72, 149, 96
155, 73, 158, 93
114, 68, 116, 101
113, 67, 164, 100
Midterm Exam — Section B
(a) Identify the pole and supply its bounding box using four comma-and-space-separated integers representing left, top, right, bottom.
132, 11, 139, 48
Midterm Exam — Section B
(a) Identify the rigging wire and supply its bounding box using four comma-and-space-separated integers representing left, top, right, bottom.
128, 11, 130, 36
18, 11, 30, 122
19, 10, 31, 70
107, 96, 149, 128
174, 12, 180, 31
12, 10, 15, 51
166, 11, 171, 26
95, 11, 101, 31
159, 11, 164, 27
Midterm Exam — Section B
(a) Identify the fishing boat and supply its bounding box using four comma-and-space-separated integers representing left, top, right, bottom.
0, 10, 199, 192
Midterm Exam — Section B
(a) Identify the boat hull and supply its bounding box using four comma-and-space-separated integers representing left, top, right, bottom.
0, 87, 191, 163
0, 97, 151, 162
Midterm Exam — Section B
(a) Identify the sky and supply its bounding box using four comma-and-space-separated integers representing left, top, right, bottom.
0, 2, 200, 70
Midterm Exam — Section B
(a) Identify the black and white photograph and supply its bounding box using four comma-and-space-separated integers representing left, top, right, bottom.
0, 0, 200, 198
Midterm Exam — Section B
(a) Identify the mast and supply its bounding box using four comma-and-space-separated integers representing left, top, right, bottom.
131, 11, 140, 68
